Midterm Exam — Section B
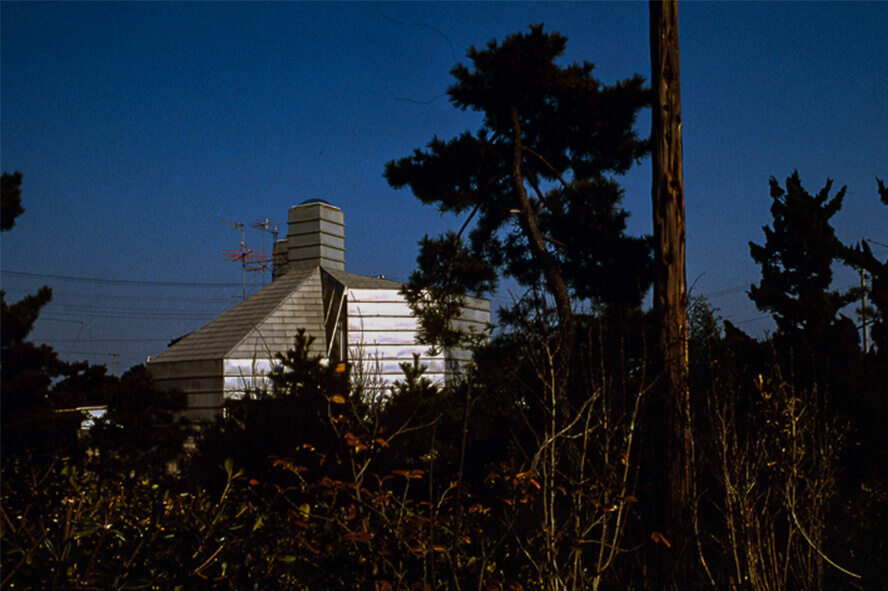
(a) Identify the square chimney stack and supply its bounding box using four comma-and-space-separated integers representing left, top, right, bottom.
273, 200, 345, 278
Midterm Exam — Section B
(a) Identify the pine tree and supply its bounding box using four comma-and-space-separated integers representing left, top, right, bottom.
841, 178, 888, 361
1, 173, 79, 459
748, 171, 859, 395
749, 171, 853, 339
385, 25, 651, 409
1, 171, 24, 231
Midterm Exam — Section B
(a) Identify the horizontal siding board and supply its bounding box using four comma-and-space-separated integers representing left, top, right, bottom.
348, 288, 405, 302
287, 219, 345, 235
454, 309, 491, 324
288, 205, 344, 225
347, 330, 418, 345
147, 359, 220, 381
370, 358, 446, 375
224, 358, 275, 375
350, 344, 436, 359
348, 316, 418, 332
289, 233, 345, 249
288, 245, 345, 259
350, 301, 414, 317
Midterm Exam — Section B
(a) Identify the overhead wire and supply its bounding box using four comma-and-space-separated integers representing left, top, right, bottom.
49, 307, 223, 322
2, 273, 227, 363
45, 338, 170, 343
1, 288, 237, 304
1, 269, 242, 288
2, 271, 243, 328
5, 256, 877, 349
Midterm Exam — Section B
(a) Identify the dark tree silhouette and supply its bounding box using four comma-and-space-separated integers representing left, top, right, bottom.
1, 171, 24, 231
748, 171, 859, 398
841, 178, 888, 361
87, 365, 188, 481
750, 172, 852, 340
1, 175, 92, 466
385, 25, 651, 415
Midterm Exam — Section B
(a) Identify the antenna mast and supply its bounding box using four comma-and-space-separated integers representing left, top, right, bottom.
250, 218, 282, 287
220, 221, 247, 300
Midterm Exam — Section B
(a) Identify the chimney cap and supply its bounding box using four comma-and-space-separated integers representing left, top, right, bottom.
299, 198, 334, 206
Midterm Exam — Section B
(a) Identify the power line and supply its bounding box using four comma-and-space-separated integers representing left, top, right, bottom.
47, 338, 170, 343
43, 303, 224, 316
705, 285, 748, 299
1, 269, 241, 288
731, 315, 772, 326
63, 351, 144, 363
43, 311, 214, 321
0, 288, 237, 304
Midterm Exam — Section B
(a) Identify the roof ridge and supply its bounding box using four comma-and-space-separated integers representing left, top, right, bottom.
322, 267, 404, 288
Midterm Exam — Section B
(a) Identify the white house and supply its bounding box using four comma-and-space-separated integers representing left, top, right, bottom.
147, 200, 489, 423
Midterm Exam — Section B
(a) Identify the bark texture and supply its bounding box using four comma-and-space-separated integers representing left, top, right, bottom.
650, 0, 692, 585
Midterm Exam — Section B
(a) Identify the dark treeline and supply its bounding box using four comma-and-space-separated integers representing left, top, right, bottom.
2, 26, 887, 591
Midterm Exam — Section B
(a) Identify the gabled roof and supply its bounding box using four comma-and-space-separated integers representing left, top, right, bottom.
150, 267, 325, 364
149, 267, 413, 369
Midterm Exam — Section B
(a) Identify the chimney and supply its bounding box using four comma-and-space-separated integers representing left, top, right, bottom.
272, 237, 289, 280
284, 200, 345, 272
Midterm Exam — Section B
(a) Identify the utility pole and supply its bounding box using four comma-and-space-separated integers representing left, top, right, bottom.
861, 268, 870, 354
650, 0, 692, 586
109, 352, 119, 377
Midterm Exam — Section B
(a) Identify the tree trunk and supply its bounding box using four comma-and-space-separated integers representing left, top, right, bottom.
510, 106, 575, 400
650, 0, 692, 586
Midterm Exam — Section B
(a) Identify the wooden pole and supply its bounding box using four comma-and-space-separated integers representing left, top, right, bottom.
650, 0, 692, 585
861, 268, 870, 354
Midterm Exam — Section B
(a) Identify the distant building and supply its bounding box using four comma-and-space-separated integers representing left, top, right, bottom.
147, 200, 489, 423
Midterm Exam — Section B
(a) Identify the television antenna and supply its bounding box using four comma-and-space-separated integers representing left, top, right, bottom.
250, 218, 283, 287
220, 221, 248, 300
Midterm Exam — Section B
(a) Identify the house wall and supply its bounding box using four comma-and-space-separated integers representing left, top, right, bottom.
443, 294, 491, 382
347, 287, 443, 384
222, 269, 327, 400
148, 358, 225, 423
223, 358, 275, 399
346, 288, 490, 386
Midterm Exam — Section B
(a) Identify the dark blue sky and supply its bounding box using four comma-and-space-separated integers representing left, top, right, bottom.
2, 1, 886, 372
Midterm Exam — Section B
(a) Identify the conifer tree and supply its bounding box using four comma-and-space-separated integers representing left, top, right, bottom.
1, 171, 24, 231
385, 25, 651, 406
749, 172, 852, 338
748, 171, 859, 395
841, 178, 888, 361
1, 173, 79, 459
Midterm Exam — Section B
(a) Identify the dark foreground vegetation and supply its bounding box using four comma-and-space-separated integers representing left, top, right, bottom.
3, 25, 887, 590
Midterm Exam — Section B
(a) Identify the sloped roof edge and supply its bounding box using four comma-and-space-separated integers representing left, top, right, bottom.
149, 267, 318, 363
323, 268, 404, 290
226, 267, 327, 360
